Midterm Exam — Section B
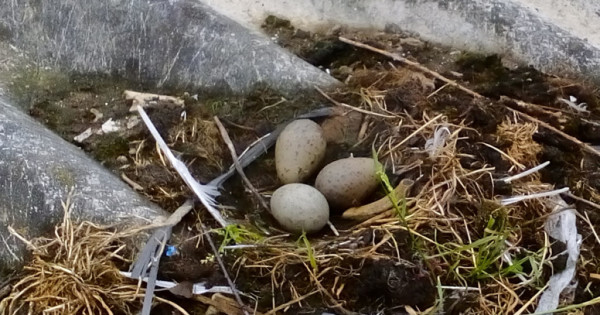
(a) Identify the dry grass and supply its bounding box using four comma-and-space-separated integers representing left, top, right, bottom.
0, 195, 146, 315
496, 118, 543, 168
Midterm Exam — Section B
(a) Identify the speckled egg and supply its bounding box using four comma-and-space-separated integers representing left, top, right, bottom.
270, 184, 330, 234
275, 119, 326, 184
315, 157, 379, 209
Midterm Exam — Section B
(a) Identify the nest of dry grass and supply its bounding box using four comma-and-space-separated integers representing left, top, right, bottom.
220, 65, 573, 314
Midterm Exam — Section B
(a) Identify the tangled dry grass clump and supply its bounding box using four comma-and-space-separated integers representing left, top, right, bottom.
496, 118, 543, 169
0, 196, 145, 315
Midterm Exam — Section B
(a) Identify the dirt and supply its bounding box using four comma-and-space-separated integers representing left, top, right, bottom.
8, 15, 600, 315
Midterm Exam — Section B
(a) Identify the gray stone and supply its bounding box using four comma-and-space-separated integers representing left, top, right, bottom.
0, 97, 167, 276
0, 0, 338, 96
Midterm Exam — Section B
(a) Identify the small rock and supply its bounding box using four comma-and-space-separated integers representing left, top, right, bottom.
126, 115, 140, 129
400, 37, 425, 48
116, 155, 128, 163
270, 183, 329, 234
320, 112, 363, 144
73, 128, 93, 143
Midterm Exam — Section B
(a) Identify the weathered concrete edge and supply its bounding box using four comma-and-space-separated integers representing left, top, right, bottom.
0, 96, 168, 276
0, 0, 339, 97
201, 0, 600, 84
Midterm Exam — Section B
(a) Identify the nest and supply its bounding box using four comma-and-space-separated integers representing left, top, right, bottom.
220, 64, 569, 314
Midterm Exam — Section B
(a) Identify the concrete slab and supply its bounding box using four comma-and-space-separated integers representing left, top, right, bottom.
0, 0, 338, 96
201, 0, 600, 84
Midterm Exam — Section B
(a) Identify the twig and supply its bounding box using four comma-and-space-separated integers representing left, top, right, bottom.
503, 97, 562, 118
388, 114, 443, 153
128, 294, 190, 315
583, 211, 600, 246
427, 82, 450, 98
338, 37, 483, 98
565, 192, 600, 211
480, 142, 526, 170
124, 90, 184, 112
315, 86, 397, 118
214, 116, 270, 211
264, 290, 320, 315
202, 224, 250, 315
121, 173, 144, 191
221, 118, 256, 132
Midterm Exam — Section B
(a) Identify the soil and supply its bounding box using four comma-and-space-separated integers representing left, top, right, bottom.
8, 14, 600, 315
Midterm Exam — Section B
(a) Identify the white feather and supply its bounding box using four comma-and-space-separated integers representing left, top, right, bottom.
136, 105, 227, 227
425, 126, 451, 158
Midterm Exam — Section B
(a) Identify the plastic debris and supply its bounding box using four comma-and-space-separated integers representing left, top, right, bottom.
535, 196, 582, 313
101, 118, 120, 133
120, 271, 236, 295
165, 245, 177, 257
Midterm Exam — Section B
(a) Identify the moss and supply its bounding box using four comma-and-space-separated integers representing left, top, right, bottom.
28, 99, 78, 136
90, 133, 129, 161
203, 84, 322, 126
262, 15, 293, 31
10, 67, 73, 110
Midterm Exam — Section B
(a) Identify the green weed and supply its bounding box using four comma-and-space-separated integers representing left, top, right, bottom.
297, 232, 318, 272
214, 224, 263, 253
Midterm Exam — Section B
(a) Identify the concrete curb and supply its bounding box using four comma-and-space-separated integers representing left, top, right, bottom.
202, 0, 600, 84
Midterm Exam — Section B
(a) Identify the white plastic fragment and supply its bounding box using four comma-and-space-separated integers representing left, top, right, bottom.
136, 105, 228, 227
535, 196, 582, 313
73, 128, 93, 143
119, 271, 235, 295
101, 118, 120, 133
